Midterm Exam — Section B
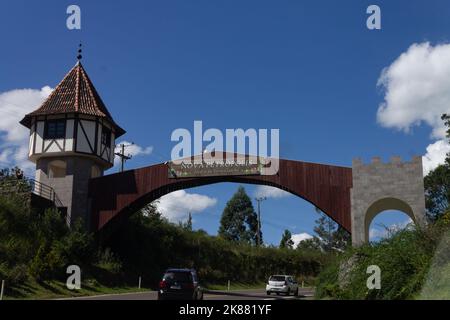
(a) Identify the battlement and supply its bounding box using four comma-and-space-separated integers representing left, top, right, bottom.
352, 155, 423, 169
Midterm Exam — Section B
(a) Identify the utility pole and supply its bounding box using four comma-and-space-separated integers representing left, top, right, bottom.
115, 142, 134, 172
254, 196, 267, 246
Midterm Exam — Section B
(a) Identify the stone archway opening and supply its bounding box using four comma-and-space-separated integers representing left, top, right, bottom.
364, 197, 416, 243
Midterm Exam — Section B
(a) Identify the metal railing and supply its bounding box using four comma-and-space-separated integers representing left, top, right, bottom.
29, 179, 63, 207
0, 176, 63, 208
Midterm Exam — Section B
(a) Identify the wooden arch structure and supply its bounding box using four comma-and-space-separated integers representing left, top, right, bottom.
89, 157, 353, 236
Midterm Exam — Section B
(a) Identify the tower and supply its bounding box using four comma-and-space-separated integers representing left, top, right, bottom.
351, 156, 426, 246
19, 54, 125, 228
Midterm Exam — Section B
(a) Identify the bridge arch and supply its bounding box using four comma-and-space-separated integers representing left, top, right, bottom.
89, 159, 353, 237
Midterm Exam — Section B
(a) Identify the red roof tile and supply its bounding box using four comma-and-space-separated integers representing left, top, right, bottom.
20, 62, 125, 137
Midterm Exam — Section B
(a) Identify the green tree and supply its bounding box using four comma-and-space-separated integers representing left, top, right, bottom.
424, 114, 450, 221
313, 213, 336, 252
180, 212, 193, 231
296, 237, 320, 251
140, 200, 162, 219
425, 164, 450, 221
310, 208, 350, 252
218, 186, 260, 245
185, 212, 193, 231
279, 229, 294, 249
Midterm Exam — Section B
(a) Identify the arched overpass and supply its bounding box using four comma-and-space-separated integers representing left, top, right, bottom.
89, 158, 353, 235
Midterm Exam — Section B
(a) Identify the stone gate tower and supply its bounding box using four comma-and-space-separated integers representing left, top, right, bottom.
351, 156, 427, 246
20, 58, 125, 227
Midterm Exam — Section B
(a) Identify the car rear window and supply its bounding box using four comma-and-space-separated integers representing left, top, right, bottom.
163, 271, 192, 282
269, 276, 286, 281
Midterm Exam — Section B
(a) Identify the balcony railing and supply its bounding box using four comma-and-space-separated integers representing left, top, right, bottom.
0, 176, 63, 208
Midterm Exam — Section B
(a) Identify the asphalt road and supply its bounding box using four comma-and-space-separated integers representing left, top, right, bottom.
61, 288, 314, 300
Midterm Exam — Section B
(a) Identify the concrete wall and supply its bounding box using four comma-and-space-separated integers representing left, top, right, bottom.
351, 156, 427, 246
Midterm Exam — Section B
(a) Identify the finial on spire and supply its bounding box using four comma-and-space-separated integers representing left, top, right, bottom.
77, 43, 82, 61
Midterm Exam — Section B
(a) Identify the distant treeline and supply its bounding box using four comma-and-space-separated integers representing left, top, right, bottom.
105, 211, 333, 287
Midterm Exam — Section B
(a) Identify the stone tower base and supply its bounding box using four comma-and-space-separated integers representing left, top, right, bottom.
35, 156, 101, 228
351, 156, 427, 246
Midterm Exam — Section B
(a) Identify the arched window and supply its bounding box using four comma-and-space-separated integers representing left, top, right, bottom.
48, 160, 67, 178
91, 165, 102, 178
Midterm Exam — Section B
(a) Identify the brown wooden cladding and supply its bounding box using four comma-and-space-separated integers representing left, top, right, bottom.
89, 159, 353, 234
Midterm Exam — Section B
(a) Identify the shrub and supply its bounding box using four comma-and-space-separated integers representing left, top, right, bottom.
315, 219, 450, 300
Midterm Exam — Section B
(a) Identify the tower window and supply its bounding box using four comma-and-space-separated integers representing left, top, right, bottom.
45, 120, 66, 139
101, 126, 111, 146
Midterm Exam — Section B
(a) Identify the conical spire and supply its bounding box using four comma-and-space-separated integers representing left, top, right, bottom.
20, 60, 125, 137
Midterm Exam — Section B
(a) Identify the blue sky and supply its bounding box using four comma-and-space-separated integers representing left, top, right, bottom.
1, 0, 450, 245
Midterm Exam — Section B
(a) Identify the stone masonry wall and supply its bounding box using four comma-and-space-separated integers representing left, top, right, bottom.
351, 156, 426, 246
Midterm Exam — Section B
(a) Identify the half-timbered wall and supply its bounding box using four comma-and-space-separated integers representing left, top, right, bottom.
28, 115, 115, 166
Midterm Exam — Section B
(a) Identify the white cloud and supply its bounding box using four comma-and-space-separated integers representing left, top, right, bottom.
254, 185, 291, 199
377, 42, 450, 174
291, 232, 313, 248
113, 140, 153, 166
156, 190, 217, 222
369, 218, 413, 240
377, 42, 450, 138
422, 139, 450, 175
0, 86, 53, 172
369, 228, 387, 239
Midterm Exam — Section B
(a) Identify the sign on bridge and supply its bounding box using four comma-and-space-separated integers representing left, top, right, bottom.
168, 157, 261, 178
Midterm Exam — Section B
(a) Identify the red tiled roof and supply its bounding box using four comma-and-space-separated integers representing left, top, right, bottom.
20, 62, 125, 137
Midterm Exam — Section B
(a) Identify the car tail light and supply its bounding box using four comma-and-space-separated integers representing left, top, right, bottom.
159, 280, 167, 289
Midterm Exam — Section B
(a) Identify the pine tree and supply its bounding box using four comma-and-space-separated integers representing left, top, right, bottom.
218, 186, 260, 245
311, 208, 350, 252
185, 212, 193, 231
279, 229, 294, 249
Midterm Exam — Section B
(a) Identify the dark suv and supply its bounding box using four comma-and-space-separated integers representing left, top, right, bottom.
157, 268, 203, 300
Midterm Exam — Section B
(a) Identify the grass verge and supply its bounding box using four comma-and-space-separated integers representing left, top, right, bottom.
2, 278, 148, 300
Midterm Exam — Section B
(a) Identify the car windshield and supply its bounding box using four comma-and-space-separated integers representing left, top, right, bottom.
163, 271, 192, 282
269, 276, 286, 281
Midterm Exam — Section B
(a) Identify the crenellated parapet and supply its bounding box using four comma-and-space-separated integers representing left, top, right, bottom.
352, 155, 422, 169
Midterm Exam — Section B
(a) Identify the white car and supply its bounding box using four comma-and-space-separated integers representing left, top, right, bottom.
266, 275, 299, 296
